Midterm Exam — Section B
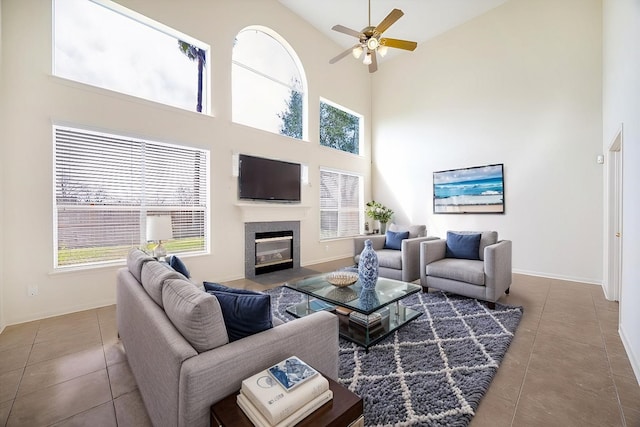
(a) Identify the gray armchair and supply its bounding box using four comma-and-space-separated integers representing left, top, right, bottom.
354, 224, 438, 283
419, 231, 512, 309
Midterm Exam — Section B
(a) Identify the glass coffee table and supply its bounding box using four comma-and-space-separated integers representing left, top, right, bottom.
284, 273, 422, 351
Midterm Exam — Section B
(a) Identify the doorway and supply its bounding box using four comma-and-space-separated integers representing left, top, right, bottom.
606, 125, 623, 301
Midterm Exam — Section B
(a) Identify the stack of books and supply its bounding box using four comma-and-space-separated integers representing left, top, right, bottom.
349, 311, 382, 328
238, 356, 333, 427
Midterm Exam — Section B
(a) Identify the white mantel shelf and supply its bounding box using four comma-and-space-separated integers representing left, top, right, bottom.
234, 203, 312, 223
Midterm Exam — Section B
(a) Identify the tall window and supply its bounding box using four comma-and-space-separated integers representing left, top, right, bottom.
319, 99, 362, 155
54, 126, 209, 268
53, 0, 209, 113
232, 26, 307, 139
320, 169, 363, 239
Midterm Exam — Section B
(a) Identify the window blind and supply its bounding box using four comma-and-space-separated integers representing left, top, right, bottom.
320, 169, 362, 239
54, 126, 208, 267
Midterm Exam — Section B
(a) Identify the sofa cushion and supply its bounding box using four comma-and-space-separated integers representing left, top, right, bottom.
449, 231, 498, 261
376, 249, 403, 270
446, 232, 481, 260
389, 223, 426, 238
141, 261, 185, 307
426, 258, 485, 286
384, 230, 410, 250
207, 290, 273, 342
127, 249, 155, 283
168, 255, 190, 279
162, 279, 228, 352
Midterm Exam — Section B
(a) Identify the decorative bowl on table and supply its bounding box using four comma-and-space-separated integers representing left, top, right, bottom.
326, 271, 358, 287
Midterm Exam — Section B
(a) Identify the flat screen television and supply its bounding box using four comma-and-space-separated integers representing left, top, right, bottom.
238, 154, 301, 202
433, 163, 504, 214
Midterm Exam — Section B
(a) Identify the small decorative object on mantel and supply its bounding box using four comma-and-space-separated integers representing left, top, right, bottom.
365, 200, 393, 234
358, 239, 379, 290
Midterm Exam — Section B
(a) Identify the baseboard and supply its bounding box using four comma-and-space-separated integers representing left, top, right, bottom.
619, 324, 640, 385
512, 269, 602, 286
302, 253, 353, 266
5, 299, 116, 327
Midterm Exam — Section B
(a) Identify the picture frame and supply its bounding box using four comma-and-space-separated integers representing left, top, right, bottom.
433, 163, 505, 214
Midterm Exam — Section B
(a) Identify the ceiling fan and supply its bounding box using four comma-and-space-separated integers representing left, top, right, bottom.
329, 0, 418, 73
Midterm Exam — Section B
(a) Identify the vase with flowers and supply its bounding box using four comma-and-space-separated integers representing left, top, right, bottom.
365, 201, 394, 234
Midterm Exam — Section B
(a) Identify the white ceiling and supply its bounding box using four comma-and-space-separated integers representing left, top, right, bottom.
278, 0, 508, 59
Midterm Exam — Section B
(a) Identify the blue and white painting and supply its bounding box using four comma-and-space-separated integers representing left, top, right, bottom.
433, 164, 504, 213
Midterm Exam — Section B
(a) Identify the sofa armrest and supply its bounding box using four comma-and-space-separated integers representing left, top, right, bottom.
484, 240, 512, 300
400, 236, 439, 282
178, 311, 339, 427
420, 239, 447, 287
353, 234, 386, 262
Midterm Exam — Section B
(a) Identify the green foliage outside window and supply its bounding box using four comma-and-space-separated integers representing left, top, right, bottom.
319, 101, 360, 155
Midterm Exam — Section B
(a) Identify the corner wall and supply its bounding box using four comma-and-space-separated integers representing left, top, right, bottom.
603, 0, 640, 381
371, 0, 603, 283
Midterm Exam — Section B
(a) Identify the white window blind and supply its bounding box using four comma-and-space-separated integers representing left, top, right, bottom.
320, 169, 363, 239
54, 126, 208, 268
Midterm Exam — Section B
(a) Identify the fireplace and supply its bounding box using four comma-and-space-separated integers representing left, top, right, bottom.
245, 221, 300, 279
254, 231, 293, 275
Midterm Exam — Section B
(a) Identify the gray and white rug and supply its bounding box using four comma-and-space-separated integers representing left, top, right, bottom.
266, 287, 523, 427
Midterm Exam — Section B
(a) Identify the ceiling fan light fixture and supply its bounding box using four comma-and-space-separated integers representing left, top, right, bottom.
366, 37, 379, 50
352, 45, 363, 59
378, 45, 388, 57
363, 52, 372, 65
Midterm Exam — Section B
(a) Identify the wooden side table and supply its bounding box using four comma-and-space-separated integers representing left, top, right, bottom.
211, 376, 363, 427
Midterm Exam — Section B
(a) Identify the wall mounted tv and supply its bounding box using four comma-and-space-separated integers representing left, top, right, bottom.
238, 154, 301, 203
433, 163, 504, 214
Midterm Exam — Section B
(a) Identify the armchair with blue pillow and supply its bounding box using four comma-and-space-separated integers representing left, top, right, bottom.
420, 231, 512, 309
353, 224, 438, 283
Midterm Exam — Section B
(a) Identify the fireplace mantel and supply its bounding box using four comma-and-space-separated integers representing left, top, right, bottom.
235, 203, 311, 223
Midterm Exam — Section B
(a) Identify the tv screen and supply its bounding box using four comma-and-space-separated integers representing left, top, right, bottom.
238, 154, 301, 202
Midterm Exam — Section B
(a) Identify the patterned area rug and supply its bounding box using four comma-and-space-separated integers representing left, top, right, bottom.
266, 287, 523, 427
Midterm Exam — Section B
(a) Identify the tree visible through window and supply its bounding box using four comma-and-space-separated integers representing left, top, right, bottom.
232, 27, 306, 138
320, 169, 363, 239
319, 100, 362, 155
54, 126, 209, 268
53, 0, 209, 113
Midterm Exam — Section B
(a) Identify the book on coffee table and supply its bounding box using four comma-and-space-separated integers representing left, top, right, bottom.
241, 359, 329, 425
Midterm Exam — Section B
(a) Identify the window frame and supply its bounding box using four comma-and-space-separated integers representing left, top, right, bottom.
319, 98, 364, 156
231, 25, 309, 141
53, 124, 210, 269
52, 0, 211, 114
319, 167, 364, 241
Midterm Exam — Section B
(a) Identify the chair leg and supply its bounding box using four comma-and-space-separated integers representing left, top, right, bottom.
505, 287, 510, 295
422, 286, 429, 293
487, 301, 495, 310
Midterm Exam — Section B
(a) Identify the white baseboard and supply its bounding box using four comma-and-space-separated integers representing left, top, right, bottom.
5, 299, 116, 327
512, 269, 602, 286
619, 324, 640, 385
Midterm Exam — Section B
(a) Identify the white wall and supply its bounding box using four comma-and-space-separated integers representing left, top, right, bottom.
371, 0, 603, 283
0, 0, 372, 325
0, 0, 5, 332
603, 0, 640, 381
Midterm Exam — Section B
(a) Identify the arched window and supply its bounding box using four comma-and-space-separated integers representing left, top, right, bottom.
232, 26, 307, 140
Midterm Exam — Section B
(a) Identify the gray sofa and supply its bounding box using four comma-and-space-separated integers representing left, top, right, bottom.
117, 249, 339, 427
419, 231, 512, 309
353, 224, 438, 283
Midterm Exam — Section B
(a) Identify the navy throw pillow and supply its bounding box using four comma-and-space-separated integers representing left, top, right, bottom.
203, 281, 258, 295
445, 232, 481, 260
168, 255, 190, 279
205, 288, 273, 342
384, 230, 410, 250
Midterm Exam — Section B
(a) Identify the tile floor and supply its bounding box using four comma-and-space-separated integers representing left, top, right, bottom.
0, 259, 638, 426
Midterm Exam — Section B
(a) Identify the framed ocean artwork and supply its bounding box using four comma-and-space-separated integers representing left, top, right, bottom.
433, 164, 505, 214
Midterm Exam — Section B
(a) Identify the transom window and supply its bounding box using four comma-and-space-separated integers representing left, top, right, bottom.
232, 26, 307, 139
319, 99, 362, 155
53, 0, 209, 113
54, 126, 209, 268
320, 169, 363, 239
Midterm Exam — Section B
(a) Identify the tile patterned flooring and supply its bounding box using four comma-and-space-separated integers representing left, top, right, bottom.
1, 259, 639, 426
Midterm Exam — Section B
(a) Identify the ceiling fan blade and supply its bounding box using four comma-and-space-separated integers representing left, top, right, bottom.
380, 38, 418, 51
331, 24, 363, 39
374, 9, 404, 35
369, 50, 378, 73
329, 44, 360, 64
